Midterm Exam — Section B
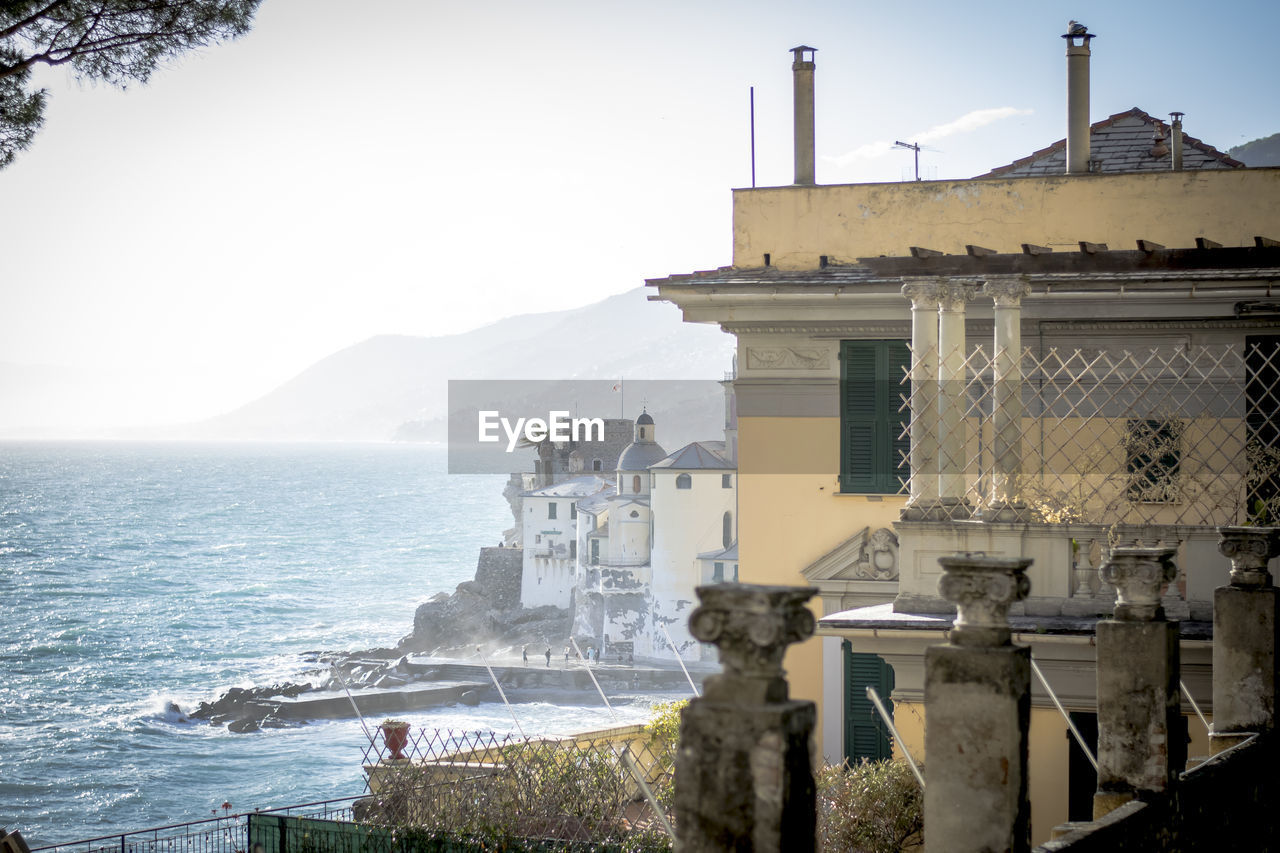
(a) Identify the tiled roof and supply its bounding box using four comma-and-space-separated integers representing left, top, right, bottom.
522, 475, 613, 498
651, 441, 734, 470
647, 245, 1280, 291
975, 108, 1245, 178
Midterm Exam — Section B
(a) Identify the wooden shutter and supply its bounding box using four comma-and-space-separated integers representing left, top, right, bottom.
841, 340, 911, 493
843, 641, 895, 763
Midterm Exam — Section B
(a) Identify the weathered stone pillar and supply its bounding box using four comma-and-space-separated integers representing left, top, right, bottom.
901, 278, 941, 518
983, 276, 1031, 520
675, 583, 818, 853
936, 280, 976, 517
925, 554, 1032, 853
1211, 527, 1280, 753
1094, 547, 1184, 817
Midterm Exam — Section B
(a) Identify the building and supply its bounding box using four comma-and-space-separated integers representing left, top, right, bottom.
519, 474, 612, 608
649, 25, 1280, 845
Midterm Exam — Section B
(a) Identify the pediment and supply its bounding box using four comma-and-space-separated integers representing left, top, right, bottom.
801, 526, 899, 584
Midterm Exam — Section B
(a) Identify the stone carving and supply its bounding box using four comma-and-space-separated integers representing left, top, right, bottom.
688, 583, 816, 704
745, 347, 830, 370
900, 278, 943, 307
1099, 547, 1178, 621
857, 528, 899, 579
982, 275, 1032, 306
1217, 526, 1278, 588
937, 554, 1032, 646
935, 280, 978, 312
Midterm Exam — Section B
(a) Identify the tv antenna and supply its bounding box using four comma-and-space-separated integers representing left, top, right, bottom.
894, 141, 922, 181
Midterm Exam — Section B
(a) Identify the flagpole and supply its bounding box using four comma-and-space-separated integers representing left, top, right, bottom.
620, 378, 624, 419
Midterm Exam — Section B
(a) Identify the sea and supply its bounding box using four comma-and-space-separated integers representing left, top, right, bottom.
0, 442, 676, 846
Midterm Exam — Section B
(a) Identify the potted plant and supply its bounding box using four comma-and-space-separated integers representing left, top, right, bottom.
379, 718, 410, 760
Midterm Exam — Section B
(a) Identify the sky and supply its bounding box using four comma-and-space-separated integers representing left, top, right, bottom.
1, 0, 1277, 431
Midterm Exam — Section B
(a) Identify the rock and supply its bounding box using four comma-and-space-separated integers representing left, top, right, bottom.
228, 718, 260, 734
459, 690, 481, 706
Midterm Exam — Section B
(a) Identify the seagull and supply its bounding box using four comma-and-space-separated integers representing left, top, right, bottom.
1068, 20, 1088, 35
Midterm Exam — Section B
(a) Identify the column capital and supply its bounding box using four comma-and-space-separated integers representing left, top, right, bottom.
937, 554, 1032, 646
1100, 547, 1178, 621
688, 583, 816, 704
936, 280, 979, 312
1217, 526, 1279, 588
900, 277, 943, 307
983, 275, 1032, 307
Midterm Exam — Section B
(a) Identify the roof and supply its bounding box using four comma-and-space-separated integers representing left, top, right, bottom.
651, 441, 734, 470
636, 411, 654, 425
975, 108, 1245, 178
522, 475, 612, 499
576, 490, 614, 513
617, 439, 668, 471
698, 542, 738, 561
647, 244, 1280, 292
817, 602, 1211, 639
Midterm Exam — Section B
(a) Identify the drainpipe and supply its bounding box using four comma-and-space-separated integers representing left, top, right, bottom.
1170, 112, 1185, 171
1063, 25, 1095, 174
791, 45, 817, 186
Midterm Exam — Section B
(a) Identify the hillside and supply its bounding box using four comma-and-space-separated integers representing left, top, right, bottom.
1229, 133, 1280, 167
188, 288, 735, 443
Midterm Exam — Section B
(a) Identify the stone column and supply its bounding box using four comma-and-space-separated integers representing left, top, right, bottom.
675, 583, 818, 853
1211, 527, 1280, 753
901, 279, 941, 518
1094, 547, 1184, 817
936, 280, 976, 517
925, 554, 1032, 853
983, 276, 1031, 520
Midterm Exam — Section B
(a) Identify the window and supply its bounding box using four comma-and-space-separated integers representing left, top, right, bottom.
535, 534, 541, 544
569, 540, 577, 560
590, 539, 600, 565
629, 510, 639, 518
843, 642, 895, 763
676, 473, 692, 489
1126, 419, 1182, 502
570, 503, 577, 520
592, 459, 603, 472
632, 474, 642, 493
712, 562, 724, 583
548, 502, 557, 519
722, 511, 732, 548
722, 473, 732, 488
840, 340, 910, 494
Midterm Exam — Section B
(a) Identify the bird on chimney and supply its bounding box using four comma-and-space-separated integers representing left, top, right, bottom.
1068, 20, 1088, 35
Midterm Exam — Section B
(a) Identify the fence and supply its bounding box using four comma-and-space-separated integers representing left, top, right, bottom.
357, 725, 676, 850
902, 342, 1280, 529
29, 800, 358, 853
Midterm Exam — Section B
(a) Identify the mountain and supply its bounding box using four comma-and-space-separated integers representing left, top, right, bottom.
1229, 133, 1280, 167
188, 287, 735, 443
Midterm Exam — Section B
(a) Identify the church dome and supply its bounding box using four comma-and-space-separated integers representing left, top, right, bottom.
636, 411, 654, 425
617, 440, 668, 471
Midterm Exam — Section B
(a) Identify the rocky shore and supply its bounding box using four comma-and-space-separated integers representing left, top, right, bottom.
186, 557, 578, 733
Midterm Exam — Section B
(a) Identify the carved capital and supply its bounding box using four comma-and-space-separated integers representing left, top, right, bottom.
900, 278, 943, 309
983, 275, 1032, 307
935, 280, 978, 313
689, 583, 816, 704
1099, 547, 1178, 621
937, 554, 1032, 646
1217, 526, 1278, 588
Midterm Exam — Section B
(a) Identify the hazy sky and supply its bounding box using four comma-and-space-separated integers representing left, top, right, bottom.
1, 0, 1277, 429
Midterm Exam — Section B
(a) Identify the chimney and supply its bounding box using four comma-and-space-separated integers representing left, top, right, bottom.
1062, 22, 1095, 174
1170, 112, 1185, 171
791, 45, 817, 186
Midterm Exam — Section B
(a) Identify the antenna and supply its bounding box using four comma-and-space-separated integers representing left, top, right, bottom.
894, 140, 922, 181
749, 86, 756, 188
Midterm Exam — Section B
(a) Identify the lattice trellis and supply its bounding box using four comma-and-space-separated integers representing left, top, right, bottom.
899, 342, 1280, 528
359, 726, 675, 848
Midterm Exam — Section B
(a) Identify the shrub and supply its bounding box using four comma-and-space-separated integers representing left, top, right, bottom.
817, 759, 923, 853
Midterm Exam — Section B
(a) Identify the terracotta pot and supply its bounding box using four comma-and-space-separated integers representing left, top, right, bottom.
380, 722, 410, 759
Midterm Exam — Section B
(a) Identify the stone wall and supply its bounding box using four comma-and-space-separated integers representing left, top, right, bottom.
475, 546, 522, 611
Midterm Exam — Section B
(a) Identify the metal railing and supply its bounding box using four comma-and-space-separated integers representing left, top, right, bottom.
29, 799, 361, 853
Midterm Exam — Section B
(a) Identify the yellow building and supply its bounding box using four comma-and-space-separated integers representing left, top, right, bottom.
649, 28, 1280, 846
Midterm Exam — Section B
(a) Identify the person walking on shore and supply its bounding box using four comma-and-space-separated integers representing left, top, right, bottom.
522, 646, 528, 666
544, 647, 551, 667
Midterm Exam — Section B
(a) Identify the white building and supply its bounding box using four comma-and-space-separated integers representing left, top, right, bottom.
519, 475, 612, 608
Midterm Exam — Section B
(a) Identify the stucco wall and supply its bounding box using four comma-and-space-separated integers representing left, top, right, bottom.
733, 169, 1280, 269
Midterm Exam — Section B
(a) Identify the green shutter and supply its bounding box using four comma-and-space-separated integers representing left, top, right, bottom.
841, 340, 910, 493
843, 641, 896, 763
